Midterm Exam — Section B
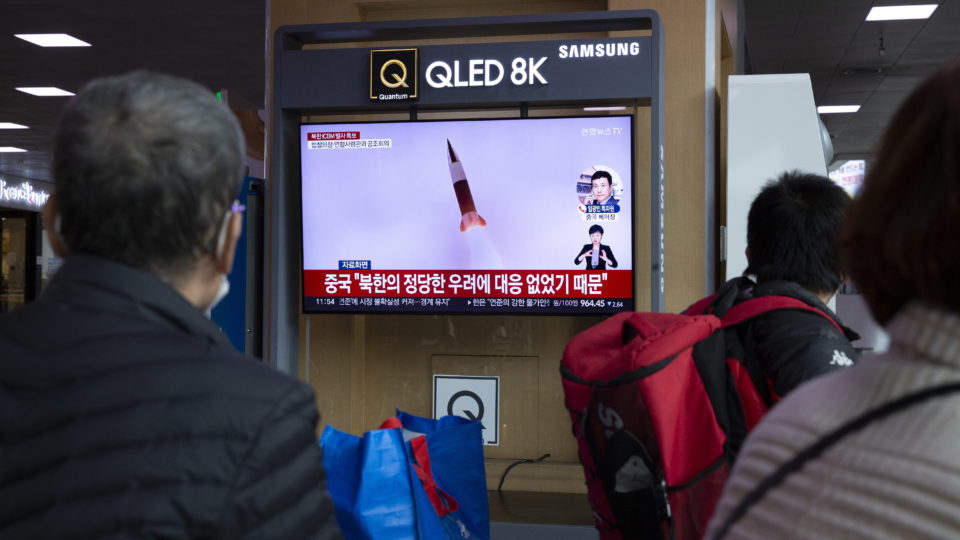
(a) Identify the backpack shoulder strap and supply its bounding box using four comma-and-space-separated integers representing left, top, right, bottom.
712, 381, 960, 539
721, 296, 843, 333
683, 293, 718, 316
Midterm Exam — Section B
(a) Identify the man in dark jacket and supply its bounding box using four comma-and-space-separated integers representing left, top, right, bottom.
0, 71, 339, 539
727, 170, 859, 399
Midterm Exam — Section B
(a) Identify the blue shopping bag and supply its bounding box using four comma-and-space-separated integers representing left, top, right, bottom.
320, 410, 490, 540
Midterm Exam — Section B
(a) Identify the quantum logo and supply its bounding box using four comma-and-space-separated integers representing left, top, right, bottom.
380, 59, 408, 88
370, 48, 418, 101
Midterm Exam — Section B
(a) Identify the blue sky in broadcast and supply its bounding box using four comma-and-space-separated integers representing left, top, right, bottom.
300, 116, 633, 271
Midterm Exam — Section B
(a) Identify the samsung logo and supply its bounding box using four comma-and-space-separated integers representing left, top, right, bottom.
558, 42, 641, 59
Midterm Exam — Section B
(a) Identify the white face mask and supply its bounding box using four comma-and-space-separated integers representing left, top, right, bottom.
204, 200, 242, 318
204, 274, 230, 319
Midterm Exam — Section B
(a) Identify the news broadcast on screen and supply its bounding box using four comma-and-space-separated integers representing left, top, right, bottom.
300, 115, 635, 315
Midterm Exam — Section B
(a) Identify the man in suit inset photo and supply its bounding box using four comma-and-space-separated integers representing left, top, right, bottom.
583, 170, 619, 206
574, 224, 618, 270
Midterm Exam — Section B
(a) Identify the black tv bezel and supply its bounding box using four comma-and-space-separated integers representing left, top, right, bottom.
296, 113, 637, 316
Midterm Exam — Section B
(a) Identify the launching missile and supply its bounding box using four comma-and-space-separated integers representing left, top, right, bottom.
447, 139, 487, 232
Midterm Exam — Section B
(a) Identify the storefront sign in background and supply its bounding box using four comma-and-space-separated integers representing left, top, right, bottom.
0, 178, 52, 211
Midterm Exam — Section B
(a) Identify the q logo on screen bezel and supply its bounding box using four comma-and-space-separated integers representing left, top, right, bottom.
370, 48, 418, 100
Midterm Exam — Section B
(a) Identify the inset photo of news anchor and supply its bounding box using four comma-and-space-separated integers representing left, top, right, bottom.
574, 224, 618, 270
576, 166, 623, 207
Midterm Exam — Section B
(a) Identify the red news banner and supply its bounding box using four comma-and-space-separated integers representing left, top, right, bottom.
304, 270, 632, 298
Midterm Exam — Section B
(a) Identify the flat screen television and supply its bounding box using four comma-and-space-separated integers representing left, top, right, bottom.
299, 115, 635, 315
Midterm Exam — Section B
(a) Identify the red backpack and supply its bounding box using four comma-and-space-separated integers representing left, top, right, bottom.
560, 284, 841, 539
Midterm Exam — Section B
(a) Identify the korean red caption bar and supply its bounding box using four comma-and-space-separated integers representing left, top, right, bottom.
304, 270, 633, 299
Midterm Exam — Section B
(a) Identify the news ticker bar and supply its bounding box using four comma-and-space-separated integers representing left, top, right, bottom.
304, 296, 633, 314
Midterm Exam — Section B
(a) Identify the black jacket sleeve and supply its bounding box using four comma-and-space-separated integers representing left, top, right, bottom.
216, 382, 340, 540
749, 309, 859, 398
603, 246, 618, 269
575, 244, 591, 266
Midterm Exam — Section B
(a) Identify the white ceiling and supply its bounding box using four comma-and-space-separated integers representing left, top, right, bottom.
743, 0, 960, 160
0, 0, 265, 183
1, 1, 958, 183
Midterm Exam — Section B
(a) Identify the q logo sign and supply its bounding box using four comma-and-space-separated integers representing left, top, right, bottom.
370, 48, 418, 101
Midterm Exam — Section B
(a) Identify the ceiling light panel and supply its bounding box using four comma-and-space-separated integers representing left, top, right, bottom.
818, 105, 861, 114
0, 123, 29, 129
15, 87, 74, 97
866, 5, 938, 21
15, 33, 91, 47
0, 147, 28, 152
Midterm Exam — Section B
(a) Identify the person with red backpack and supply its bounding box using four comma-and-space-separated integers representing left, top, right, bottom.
715, 170, 860, 403
561, 170, 859, 540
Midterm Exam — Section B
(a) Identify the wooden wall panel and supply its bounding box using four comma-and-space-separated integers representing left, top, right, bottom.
610, 0, 709, 312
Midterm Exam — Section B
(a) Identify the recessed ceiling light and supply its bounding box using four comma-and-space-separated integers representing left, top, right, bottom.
818, 105, 861, 114
0, 122, 29, 129
0, 147, 28, 152
15, 33, 91, 47
583, 106, 627, 111
866, 4, 938, 21
15, 87, 74, 97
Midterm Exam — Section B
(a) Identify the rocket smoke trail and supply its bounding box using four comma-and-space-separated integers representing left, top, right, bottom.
447, 139, 487, 232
